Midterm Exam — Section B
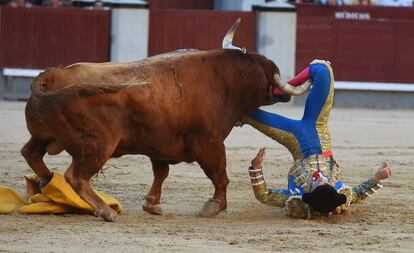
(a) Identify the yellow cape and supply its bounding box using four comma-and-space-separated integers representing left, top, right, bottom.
0, 172, 122, 215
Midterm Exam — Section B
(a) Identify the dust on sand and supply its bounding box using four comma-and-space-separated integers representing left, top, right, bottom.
1, 101, 413, 252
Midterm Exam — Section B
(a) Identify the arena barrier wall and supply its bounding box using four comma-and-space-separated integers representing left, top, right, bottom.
254, 6, 296, 82
293, 5, 414, 108
148, 10, 256, 56
110, 4, 149, 62
0, 6, 111, 69
296, 4, 414, 84
0, 6, 111, 100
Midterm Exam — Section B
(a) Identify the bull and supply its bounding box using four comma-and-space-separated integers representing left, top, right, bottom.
21, 20, 298, 221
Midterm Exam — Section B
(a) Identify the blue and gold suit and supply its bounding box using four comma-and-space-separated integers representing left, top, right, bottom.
245, 61, 382, 218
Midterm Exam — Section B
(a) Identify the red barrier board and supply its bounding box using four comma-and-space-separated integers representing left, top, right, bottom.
149, 10, 256, 56
0, 6, 111, 69
296, 4, 414, 83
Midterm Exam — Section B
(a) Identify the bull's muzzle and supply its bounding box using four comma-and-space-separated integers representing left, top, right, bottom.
273, 73, 312, 96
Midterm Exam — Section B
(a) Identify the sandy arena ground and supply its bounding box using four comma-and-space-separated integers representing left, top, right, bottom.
0, 100, 413, 252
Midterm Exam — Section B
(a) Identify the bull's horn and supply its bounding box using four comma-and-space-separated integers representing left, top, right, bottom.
222, 18, 246, 53
274, 73, 312, 96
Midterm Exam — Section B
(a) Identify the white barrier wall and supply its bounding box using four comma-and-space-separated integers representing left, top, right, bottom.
111, 7, 149, 62
256, 8, 296, 81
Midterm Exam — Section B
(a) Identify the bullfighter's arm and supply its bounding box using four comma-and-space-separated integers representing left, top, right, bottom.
249, 166, 289, 207
337, 161, 391, 210
350, 178, 383, 204
248, 148, 289, 207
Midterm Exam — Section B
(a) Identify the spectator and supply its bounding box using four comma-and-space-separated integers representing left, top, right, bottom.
319, 0, 345, 6
1, 0, 13, 5
357, 0, 372, 5
374, 0, 412, 6
42, 0, 71, 7
42, 0, 60, 7
61, 0, 72, 6
93, 0, 103, 9
321, 0, 413, 5
9, 0, 32, 7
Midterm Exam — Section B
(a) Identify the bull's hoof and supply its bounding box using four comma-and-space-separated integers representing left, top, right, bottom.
95, 208, 117, 222
143, 202, 163, 215
199, 198, 225, 218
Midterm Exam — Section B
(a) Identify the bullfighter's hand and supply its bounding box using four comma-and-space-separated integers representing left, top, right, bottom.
251, 148, 266, 169
373, 161, 392, 183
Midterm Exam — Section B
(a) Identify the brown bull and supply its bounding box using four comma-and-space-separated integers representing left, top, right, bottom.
21, 25, 290, 222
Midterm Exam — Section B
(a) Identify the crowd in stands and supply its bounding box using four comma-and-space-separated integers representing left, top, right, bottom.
2, 0, 71, 7
1, 0, 106, 8
316, 0, 412, 7
291, 0, 412, 6
1, 0, 413, 8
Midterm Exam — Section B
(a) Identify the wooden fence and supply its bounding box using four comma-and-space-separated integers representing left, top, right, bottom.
296, 4, 414, 83
2, 4, 414, 84
149, 10, 256, 56
0, 6, 111, 69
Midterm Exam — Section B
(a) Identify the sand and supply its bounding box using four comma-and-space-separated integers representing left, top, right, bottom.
0, 100, 413, 252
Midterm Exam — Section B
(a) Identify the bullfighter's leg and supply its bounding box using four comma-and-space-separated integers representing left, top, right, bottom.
143, 159, 170, 215
21, 137, 53, 186
194, 141, 229, 218
64, 142, 118, 222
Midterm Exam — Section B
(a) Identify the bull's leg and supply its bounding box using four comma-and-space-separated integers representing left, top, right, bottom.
143, 159, 170, 215
64, 141, 118, 222
65, 158, 117, 222
194, 141, 229, 218
21, 137, 53, 186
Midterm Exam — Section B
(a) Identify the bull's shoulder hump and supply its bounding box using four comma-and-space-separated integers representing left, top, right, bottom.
65, 62, 128, 69
138, 49, 207, 65
64, 49, 236, 71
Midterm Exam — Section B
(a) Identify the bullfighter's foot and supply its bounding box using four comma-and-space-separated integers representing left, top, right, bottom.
142, 202, 163, 215
199, 198, 226, 218
94, 208, 117, 222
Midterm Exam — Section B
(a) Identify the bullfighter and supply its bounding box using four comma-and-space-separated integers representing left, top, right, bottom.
243, 60, 392, 218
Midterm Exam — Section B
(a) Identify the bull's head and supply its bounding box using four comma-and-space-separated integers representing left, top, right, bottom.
264, 70, 312, 104
273, 73, 312, 96
222, 19, 312, 106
